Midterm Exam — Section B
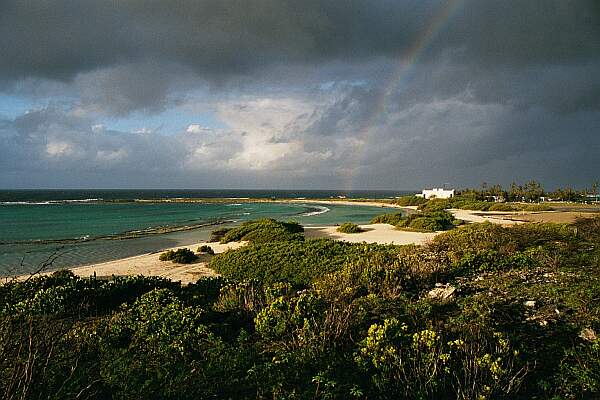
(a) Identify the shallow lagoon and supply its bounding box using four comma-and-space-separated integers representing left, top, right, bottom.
0, 201, 395, 274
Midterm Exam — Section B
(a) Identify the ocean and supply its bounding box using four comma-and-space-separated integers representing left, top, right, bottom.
0, 189, 410, 275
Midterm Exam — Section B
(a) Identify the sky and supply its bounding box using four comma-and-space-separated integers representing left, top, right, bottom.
0, 0, 598, 190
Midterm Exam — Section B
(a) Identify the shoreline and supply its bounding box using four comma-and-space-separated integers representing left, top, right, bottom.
12, 222, 437, 284
9, 200, 573, 284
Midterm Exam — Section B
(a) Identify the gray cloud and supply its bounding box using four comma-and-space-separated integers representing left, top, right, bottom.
1, 0, 597, 82
0, 0, 598, 189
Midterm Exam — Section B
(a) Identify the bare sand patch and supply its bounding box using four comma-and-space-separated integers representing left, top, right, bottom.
501, 211, 600, 224
304, 223, 437, 245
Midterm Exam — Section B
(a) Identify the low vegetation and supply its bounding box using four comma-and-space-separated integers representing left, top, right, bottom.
371, 210, 459, 232
217, 218, 304, 244
197, 244, 215, 255
1, 216, 599, 399
209, 227, 231, 242
416, 196, 554, 212
371, 211, 405, 225
210, 238, 400, 286
394, 195, 428, 206
337, 222, 364, 233
158, 248, 199, 264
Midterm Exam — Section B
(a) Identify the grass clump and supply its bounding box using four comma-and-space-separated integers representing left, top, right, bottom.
337, 222, 364, 233
158, 248, 199, 264
219, 218, 304, 244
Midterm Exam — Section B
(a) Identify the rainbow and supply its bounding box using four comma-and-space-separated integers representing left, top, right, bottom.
343, 0, 466, 190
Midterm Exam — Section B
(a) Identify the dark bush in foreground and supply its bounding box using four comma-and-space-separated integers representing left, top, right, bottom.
1, 217, 599, 399
159, 248, 199, 264
197, 245, 215, 255
337, 222, 363, 233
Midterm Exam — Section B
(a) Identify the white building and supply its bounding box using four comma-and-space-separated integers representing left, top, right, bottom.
416, 188, 455, 199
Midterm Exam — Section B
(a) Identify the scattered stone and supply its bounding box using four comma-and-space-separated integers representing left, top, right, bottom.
428, 284, 456, 302
579, 328, 597, 342
524, 300, 536, 307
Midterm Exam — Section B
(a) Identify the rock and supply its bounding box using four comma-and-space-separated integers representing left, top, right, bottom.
579, 328, 597, 342
428, 284, 456, 302
524, 300, 536, 307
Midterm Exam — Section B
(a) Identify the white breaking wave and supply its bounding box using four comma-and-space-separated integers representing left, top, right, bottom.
300, 205, 330, 217
1, 201, 52, 205
1, 198, 102, 205
226, 203, 243, 206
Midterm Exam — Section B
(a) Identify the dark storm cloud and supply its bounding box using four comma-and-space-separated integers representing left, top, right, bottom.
0, 0, 599, 189
0, 0, 598, 82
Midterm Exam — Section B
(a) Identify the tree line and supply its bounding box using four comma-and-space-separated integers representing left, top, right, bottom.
460, 180, 599, 202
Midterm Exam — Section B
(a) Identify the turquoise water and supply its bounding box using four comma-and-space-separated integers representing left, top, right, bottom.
0, 201, 395, 275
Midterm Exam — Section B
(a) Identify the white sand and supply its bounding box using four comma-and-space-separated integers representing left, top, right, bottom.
21, 241, 244, 285
448, 209, 524, 225
304, 223, 437, 245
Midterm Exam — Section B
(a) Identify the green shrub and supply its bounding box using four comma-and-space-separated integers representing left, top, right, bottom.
371, 212, 405, 225
159, 248, 199, 264
209, 227, 231, 242
99, 289, 229, 398
396, 210, 457, 232
210, 239, 401, 286
488, 203, 517, 211
2, 213, 599, 399
520, 204, 553, 211
453, 249, 536, 274
337, 222, 364, 233
551, 339, 600, 398
418, 198, 451, 212
453, 200, 491, 211
395, 195, 428, 206
198, 245, 215, 255
355, 320, 525, 399
219, 218, 304, 244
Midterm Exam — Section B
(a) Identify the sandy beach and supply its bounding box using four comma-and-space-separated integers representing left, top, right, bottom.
39, 223, 436, 284
17, 241, 243, 285
17, 204, 535, 284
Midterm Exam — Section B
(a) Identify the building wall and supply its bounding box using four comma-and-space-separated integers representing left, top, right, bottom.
421, 188, 455, 199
